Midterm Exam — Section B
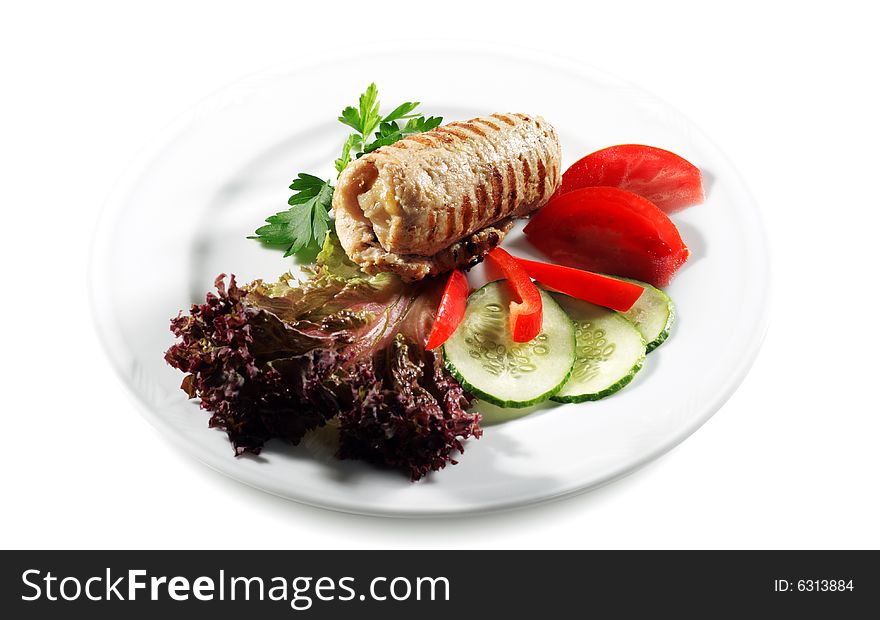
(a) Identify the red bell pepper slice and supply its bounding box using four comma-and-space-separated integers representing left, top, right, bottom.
485, 248, 543, 343
426, 269, 469, 350
515, 258, 643, 312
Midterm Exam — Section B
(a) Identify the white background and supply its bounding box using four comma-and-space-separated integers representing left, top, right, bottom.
2, 0, 877, 549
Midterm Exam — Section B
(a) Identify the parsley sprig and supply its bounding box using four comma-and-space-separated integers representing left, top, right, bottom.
251, 84, 441, 260
249, 174, 334, 259
335, 83, 439, 172
362, 116, 443, 154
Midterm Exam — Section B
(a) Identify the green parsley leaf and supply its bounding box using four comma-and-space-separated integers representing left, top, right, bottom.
362, 115, 443, 154
338, 106, 362, 133
250, 174, 334, 258
337, 86, 434, 163
335, 133, 361, 174
338, 83, 381, 137
404, 115, 443, 133
359, 83, 381, 134
287, 173, 328, 205
310, 192, 332, 246
382, 101, 420, 123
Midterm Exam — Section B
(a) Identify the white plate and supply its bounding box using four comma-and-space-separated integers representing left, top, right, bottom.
90, 42, 769, 516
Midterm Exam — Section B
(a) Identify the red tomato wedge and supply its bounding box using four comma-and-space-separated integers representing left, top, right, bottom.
515, 258, 643, 312
561, 144, 704, 213
523, 186, 689, 287
425, 269, 469, 350
484, 248, 543, 343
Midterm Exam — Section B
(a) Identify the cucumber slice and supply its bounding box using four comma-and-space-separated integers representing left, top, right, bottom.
443, 282, 576, 408
551, 294, 646, 403
617, 278, 675, 353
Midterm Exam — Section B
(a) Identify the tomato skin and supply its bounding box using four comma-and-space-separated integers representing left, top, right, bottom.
515, 258, 643, 312
484, 248, 543, 343
523, 186, 689, 287
425, 269, 469, 350
561, 144, 704, 213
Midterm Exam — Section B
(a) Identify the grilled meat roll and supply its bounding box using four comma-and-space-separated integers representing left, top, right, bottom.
333, 113, 561, 280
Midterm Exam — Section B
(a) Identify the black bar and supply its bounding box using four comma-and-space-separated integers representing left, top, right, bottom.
1, 551, 876, 618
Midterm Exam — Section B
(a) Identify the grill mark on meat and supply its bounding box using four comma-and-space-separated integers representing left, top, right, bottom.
461, 195, 473, 233
444, 204, 455, 240
449, 121, 487, 138
489, 167, 504, 219
475, 183, 489, 220
520, 154, 532, 187
473, 118, 501, 132
407, 134, 440, 147
389, 141, 408, 149
536, 156, 547, 201
434, 127, 468, 141
540, 136, 557, 196
506, 161, 518, 207
491, 113, 516, 126
431, 131, 456, 145
525, 152, 535, 205
441, 207, 455, 242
